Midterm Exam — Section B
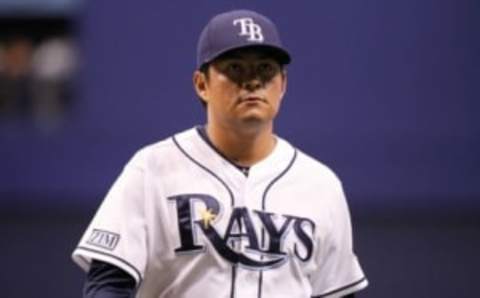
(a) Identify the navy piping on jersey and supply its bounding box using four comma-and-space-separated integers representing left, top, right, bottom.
261, 149, 297, 210
257, 149, 298, 298
172, 135, 235, 206
172, 134, 237, 298
196, 126, 250, 176
76, 246, 143, 286
311, 277, 366, 298
231, 265, 237, 298
257, 228, 266, 298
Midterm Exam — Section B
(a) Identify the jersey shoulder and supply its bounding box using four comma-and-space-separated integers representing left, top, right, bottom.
293, 147, 343, 189
125, 127, 196, 171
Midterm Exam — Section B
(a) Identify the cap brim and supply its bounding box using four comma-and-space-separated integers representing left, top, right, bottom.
200, 44, 291, 68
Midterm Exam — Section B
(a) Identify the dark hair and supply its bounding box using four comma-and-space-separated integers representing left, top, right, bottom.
197, 63, 210, 108
199, 63, 210, 78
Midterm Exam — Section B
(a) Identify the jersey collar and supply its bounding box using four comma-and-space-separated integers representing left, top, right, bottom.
173, 126, 296, 190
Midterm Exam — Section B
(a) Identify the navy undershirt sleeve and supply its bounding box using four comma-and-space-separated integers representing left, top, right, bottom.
83, 260, 137, 298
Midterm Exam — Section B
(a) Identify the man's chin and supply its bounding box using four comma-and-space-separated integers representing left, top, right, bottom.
237, 113, 273, 128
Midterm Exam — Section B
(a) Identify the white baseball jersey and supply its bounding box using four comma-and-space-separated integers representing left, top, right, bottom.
72, 127, 368, 298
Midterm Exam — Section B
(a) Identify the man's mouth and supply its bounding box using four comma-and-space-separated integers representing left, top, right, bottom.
239, 95, 266, 103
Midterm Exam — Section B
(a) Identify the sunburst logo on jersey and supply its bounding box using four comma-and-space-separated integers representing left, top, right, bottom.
200, 208, 217, 228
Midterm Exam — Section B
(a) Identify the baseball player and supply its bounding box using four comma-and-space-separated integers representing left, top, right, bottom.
72, 9, 368, 298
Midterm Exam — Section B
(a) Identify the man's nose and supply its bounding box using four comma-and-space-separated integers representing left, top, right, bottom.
242, 78, 262, 91
241, 64, 263, 90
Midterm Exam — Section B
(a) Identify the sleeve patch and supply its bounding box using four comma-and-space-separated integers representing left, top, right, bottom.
86, 229, 120, 251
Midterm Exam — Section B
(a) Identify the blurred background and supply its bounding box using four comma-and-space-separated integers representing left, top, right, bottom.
0, 0, 478, 297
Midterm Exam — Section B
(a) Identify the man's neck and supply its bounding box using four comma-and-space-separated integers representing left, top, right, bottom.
205, 122, 276, 167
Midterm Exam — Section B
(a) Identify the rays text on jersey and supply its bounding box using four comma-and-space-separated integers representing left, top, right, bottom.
168, 194, 316, 270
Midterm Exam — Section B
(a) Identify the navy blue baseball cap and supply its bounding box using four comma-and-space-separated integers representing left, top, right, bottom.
197, 10, 291, 68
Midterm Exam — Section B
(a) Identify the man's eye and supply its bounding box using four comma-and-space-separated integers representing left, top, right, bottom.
257, 63, 273, 73
227, 63, 243, 73
258, 63, 280, 77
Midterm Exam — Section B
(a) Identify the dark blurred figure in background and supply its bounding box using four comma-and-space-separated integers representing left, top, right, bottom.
30, 36, 77, 131
0, 36, 34, 116
0, 33, 76, 132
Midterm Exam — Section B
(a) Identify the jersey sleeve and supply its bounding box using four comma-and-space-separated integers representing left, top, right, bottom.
310, 180, 368, 298
72, 151, 148, 285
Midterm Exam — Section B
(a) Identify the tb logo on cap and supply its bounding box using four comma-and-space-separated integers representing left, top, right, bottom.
233, 18, 264, 42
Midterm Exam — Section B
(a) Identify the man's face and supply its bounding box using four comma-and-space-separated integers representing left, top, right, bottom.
195, 48, 287, 130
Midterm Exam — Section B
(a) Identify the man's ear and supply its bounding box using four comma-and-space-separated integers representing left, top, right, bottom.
281, 69, 287, 98
193, 70, 209, 104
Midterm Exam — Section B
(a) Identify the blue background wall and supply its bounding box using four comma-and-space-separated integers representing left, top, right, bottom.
0, 0, 479, 297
